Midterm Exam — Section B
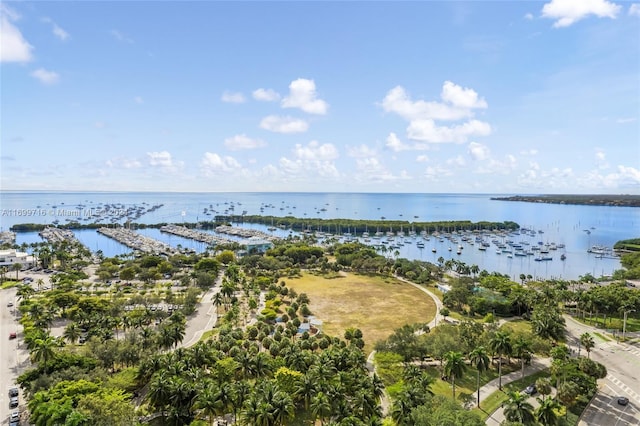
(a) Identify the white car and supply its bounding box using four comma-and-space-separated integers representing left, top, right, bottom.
7, 301, 13, 307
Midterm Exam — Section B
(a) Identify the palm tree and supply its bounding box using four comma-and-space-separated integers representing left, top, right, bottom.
512, 336, 532, 378
490, 331, 512, 390
63, 322, 81, 344
194, 381, 222, 426
535, 397, 560, 426
12, 263, 22, 280
535, 377, 553, 401
32, 333, 61, 370
503, 391, 535, 425
580, 332, 595, 358
443, 351, 466, 400
469, 346, 490, 407
310, 391, 332, 425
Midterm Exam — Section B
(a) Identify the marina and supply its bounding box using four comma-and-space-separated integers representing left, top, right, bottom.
160, 224, 233, 247
97, 227, 176, 255
1, 191, 637, 280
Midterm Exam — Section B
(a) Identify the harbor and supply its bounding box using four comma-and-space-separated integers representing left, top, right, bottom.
97, 227, 176, 255
160, 224, 233, 246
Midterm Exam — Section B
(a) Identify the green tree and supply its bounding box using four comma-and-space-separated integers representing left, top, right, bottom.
489, 331, 512, 390
580, 332, 595, 358
443, 351, 467, 400
535, 397, 560, 426
469, 346, 490, 407
503, 391, 535, 425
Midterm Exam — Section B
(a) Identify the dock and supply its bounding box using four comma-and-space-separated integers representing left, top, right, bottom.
38, 227, 79, 244
215, 225, 280, 241
160, 224, 233, 246
0, 231, 16, 244
97, 227, 175, 255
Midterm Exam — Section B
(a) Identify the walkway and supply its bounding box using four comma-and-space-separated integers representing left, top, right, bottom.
479, 357, 552, 425
393, 275, 444, 329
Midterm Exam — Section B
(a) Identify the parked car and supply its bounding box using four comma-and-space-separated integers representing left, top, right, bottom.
618, 396, 629, 406
9, 387, 19, 398
523, 384, 537, 395
7, 301, 13, 307
9, 410, 19, 421
9, 331, 17, 340
9, 396, 19, 408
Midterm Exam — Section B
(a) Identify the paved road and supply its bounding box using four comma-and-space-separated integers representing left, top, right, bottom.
1, 285, 29, 425
564, 315, 640, 426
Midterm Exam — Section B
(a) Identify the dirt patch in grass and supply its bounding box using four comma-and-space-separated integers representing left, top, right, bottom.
286, 272, 436, 352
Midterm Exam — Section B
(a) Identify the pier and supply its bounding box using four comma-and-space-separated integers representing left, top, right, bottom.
215, 225, 281, 241
39, 227, 79, 244
98, 227, 175, 255
0, 231, 16, 244
160, 224, 233, 246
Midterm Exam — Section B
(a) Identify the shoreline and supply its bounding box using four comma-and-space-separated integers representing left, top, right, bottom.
491, 194, 640, 207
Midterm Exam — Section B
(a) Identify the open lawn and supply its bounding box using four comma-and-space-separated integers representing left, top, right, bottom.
286, 272, 437, 352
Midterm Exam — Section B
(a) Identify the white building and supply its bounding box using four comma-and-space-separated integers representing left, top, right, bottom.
0, 249, 36, 270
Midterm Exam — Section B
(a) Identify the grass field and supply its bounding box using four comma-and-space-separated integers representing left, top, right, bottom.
286, 272, 437, 352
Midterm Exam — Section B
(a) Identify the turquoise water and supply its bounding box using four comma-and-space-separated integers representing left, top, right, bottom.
2, 191, 638, 280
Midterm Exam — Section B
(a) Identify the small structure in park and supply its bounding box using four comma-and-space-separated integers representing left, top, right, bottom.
245, 236, 273, 254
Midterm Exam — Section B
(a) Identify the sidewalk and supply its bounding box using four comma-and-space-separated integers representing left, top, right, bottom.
473, 357, 551, 424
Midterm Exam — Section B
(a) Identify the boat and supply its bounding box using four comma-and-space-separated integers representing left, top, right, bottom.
560, 254, 566, 261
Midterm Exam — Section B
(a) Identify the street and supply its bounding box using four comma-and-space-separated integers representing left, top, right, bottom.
1, 286, 28, 425
564, 315, 640, 426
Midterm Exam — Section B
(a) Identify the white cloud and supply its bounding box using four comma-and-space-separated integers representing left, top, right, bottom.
385, 133, 411, 152
110, 29, 133, 43
416, 155, 429, 163
441, 81, 488, 109
252, 88, 280, 101
407, 119, 491, 143
541, 0, 621, 27
0, 6, 34, 63
260, 115, 309, 133
468, 142, 491, 161
520, 149, 538, 156
293, 141, 338, 161
147, 151, 183, 172
134, 96, 144, 104
201, 152, 242, 175
221, 91, 245, 104
282, 78, 329, 114
524, 12, 535, 20
381, 82, 491, 145
42, 17, 70, 41
106, 156, 142, 169
354, 157, 407, 183
31, 68, 60, 85
224, 134, 266, 150
630, 4, 640, 16
347, 144, 377, 158
447, 155, 467, 167
616, 117, 637, 124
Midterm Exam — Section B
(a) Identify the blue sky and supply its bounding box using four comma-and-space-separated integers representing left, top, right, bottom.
1, 0, 639, 193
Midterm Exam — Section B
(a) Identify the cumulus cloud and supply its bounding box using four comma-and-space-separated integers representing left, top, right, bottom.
630, 4, 640, 16
201, 152, 242, 175
416, 155, 429, 163
293, 141, 339, 161
282, 78, 329, 114
385, 133, 411, 152
595, 149, 609, 169
407, 119, 491, 143
260, 115, 309, 133
224, 134, 266, 150
253, 88, 280, 101
520, 149, 538, 156
541, 0, 621, 27
1, 5, 34, 62
147, 151, 183, 172
524, 12, 535, 20
468, 142, 491, 161
42, 17, 70, 41
221, 91, 245, 104
381, 81, 491, 144
31, 68, 60, 85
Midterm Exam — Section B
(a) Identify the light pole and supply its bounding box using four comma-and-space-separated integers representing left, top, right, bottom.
623, 309, 636, 342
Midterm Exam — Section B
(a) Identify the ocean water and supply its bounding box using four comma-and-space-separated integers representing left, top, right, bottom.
1, 191, 638, 280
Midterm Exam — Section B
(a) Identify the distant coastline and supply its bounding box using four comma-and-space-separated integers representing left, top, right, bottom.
491, 194, 640, 207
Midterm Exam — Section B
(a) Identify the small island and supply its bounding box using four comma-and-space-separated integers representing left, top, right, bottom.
491, 194, 640, 207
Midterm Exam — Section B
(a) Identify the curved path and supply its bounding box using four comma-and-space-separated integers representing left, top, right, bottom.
393, 275, 444, 329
